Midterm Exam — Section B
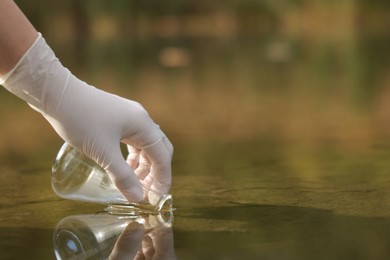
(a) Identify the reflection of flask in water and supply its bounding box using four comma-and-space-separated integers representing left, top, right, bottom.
54, 214, 132, 259
52, 142, 173, 214
53, 212, 173, 260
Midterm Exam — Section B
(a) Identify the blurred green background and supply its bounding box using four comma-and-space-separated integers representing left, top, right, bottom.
1, 0, 389, 213
1, 0, 390, 162
2, 1, 390, 258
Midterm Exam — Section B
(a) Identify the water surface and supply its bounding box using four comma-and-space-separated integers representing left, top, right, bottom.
2, 140, 390, 259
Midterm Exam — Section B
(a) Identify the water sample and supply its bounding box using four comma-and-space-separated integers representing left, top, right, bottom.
52, 142, 173, 215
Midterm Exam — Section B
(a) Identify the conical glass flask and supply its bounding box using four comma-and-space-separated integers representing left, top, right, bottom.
51, 142, 173, 214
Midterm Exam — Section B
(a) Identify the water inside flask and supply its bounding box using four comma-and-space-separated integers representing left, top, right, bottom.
51, 142, 173, 215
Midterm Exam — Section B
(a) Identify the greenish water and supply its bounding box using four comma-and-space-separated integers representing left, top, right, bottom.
2, 141, 390, 259
172, 141, 390, 259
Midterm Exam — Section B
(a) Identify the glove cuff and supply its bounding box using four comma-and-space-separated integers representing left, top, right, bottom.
0, 32, 70, 113
0, 33, 42, 86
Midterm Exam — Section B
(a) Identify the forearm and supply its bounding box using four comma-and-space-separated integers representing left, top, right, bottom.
0, 0, 38, 76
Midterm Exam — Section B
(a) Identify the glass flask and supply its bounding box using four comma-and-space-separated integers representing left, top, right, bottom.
53, 212, 174, 260
52, 142, 173, 214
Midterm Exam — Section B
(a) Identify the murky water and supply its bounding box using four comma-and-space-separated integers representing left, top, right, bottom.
2, 140, 390, 259
172, 141, 390, 259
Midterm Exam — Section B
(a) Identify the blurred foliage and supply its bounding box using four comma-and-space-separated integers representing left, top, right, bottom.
1, 0, 390, 160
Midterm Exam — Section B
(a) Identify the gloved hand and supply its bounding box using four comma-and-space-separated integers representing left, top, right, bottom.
0, 33, 173, 202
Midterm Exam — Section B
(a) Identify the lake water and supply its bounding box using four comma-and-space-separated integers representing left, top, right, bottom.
2, 140, 390, 259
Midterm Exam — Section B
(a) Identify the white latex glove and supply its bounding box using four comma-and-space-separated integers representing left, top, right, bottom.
0, 33, 173, 202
